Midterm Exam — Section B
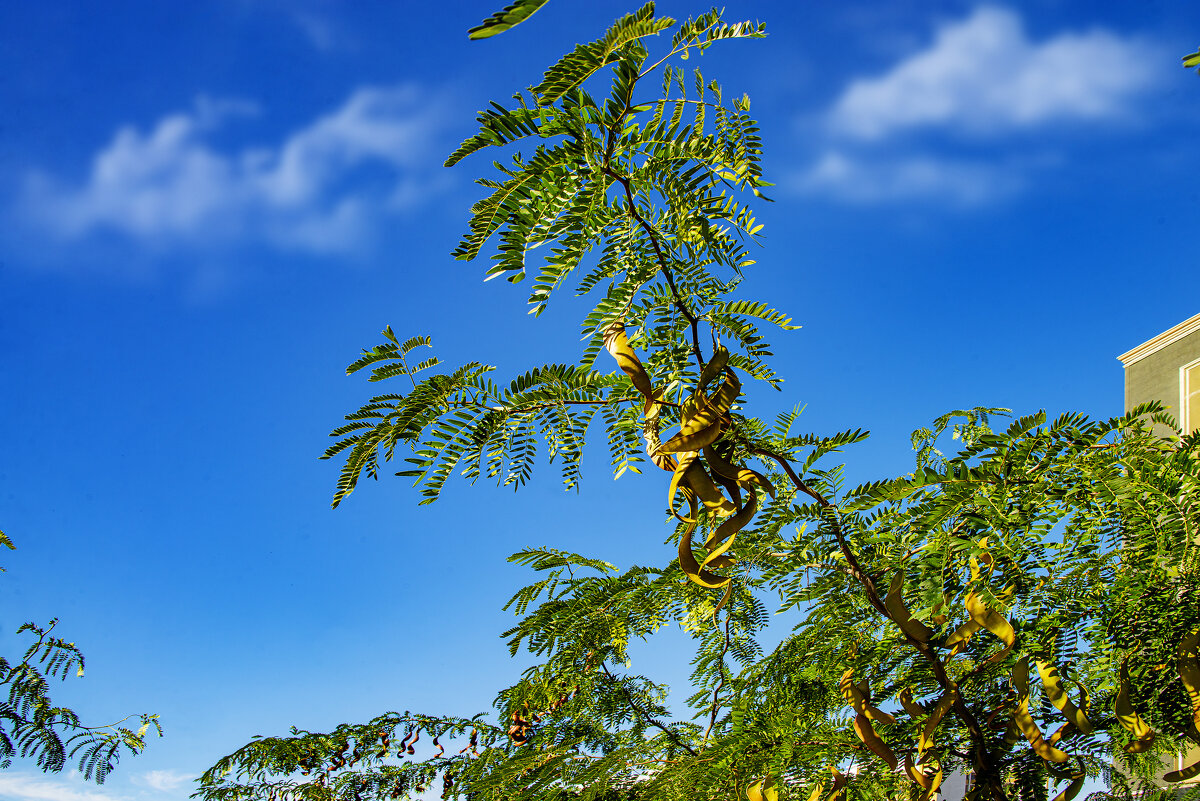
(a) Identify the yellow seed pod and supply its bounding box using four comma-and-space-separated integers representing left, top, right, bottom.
1037, 661, 1093, 734
746, 778, 779, 801
1115, 661, 1155, 754
602, 322, 655, 402
1178, 629, 1200, 736
1011, 658, 1069, 763
853, 713, 897, 769
920, 693, 954, 754
884, 570, 933, 643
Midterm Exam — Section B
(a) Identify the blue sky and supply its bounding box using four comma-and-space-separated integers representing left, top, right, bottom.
1, 1, 1199, 799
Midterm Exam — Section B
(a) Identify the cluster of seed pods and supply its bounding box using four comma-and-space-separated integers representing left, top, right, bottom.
603, 322, 774, 600
506, 687, 577, 746
836, 541, 1200, 801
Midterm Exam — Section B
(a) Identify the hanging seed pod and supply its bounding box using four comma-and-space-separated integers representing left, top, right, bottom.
884, 570, 933, 643
602, 322, 656, 402
641, 401, 678, 472
746, 777, 779, 801
904, 753, 944, 801
920, 693, 955, 755
700, 485, 758, 573
943, 617, 983, 656
853, 712, 897, 769
839, 669, 896, 724
678, 493, 730, 589
1045, 757, 1086, 801
1115, 661, 1155, 754
1011, 658, 1069, 763
899, 688, 930, 719
825, 768, 848, 801
1036, 661, 1092, 734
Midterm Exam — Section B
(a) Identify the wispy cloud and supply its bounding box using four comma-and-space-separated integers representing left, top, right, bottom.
828, 6, 1157, 140
0, 773, 121, 801
794, 6, 1162, 206
796, 150, 1024, 206
23, 85, 446, 255
134, 769, 192, 792
291, 11, 346, 53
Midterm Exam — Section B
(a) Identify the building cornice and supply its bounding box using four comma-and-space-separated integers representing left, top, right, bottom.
1118, 312, 1200, 367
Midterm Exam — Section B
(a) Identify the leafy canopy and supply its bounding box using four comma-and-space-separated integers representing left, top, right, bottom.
0, 530, 160, 783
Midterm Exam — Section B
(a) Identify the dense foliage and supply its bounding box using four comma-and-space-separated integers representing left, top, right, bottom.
0, 530, 160, 782
198, 6, 1200, 801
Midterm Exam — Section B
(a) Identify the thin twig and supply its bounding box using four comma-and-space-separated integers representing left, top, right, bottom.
702, 605, 734, 744
599, 662, 697, 757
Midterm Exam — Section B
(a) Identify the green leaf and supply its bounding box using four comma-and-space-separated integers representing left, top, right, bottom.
533, 3, 674, 105
467, 0, 552, 40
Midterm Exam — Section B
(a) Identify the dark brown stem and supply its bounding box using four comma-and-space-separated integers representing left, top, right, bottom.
754, 447, 1006, 801
702, 606, 734, 743
595, 54, 705, 371
602, 168, 705, 370
599, 662, 697, 757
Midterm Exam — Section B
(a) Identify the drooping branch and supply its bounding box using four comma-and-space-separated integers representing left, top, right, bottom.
599, 661, 698, 757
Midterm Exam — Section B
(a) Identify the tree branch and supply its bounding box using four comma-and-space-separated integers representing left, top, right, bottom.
602, 167, 705, 370
599, 662, 697, 757
702, 605, 734, 744
754, 446, 1006, 801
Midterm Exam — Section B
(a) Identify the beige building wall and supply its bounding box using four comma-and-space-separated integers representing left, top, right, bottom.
1118, 312, 1200, 792
1119, 312, 1200, 434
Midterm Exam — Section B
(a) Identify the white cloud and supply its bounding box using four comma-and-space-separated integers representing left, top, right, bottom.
293, 12, 338, 51
133, 770, 192, 792
794, 150, 1023, 206
24, 85, 445, 255
791, 6, 1161, 206
828, 6, 1159, 140
0, 773, 121, 801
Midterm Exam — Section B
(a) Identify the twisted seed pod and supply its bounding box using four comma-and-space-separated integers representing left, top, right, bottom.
904, 753, 944, 800
704, 444, 774, 498
852, 712, 897, 769
1036, 661, 1092, 734
1115, 660, 1155, 754
677, 494, 730, 589
1178, 629, 1200, 738
641, 401, 678, 472
920, 693, 955, 755
943, 618, 983, 656
884, 570, 934, 643
965, 589, 1015, 665
603, 322, 656, 401
1012, 658, 1069, 763
659, 376, 735, 453
1045, 757, 1086, 801
701, 488, 758, 572
826, 768, 848, 801
599, 329, 763, 592
840, 671, 897, 772
899, 688, 931, 718
839, 669, 897, 725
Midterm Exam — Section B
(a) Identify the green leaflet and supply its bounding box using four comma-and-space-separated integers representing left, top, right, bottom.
467, 0, 552, 40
